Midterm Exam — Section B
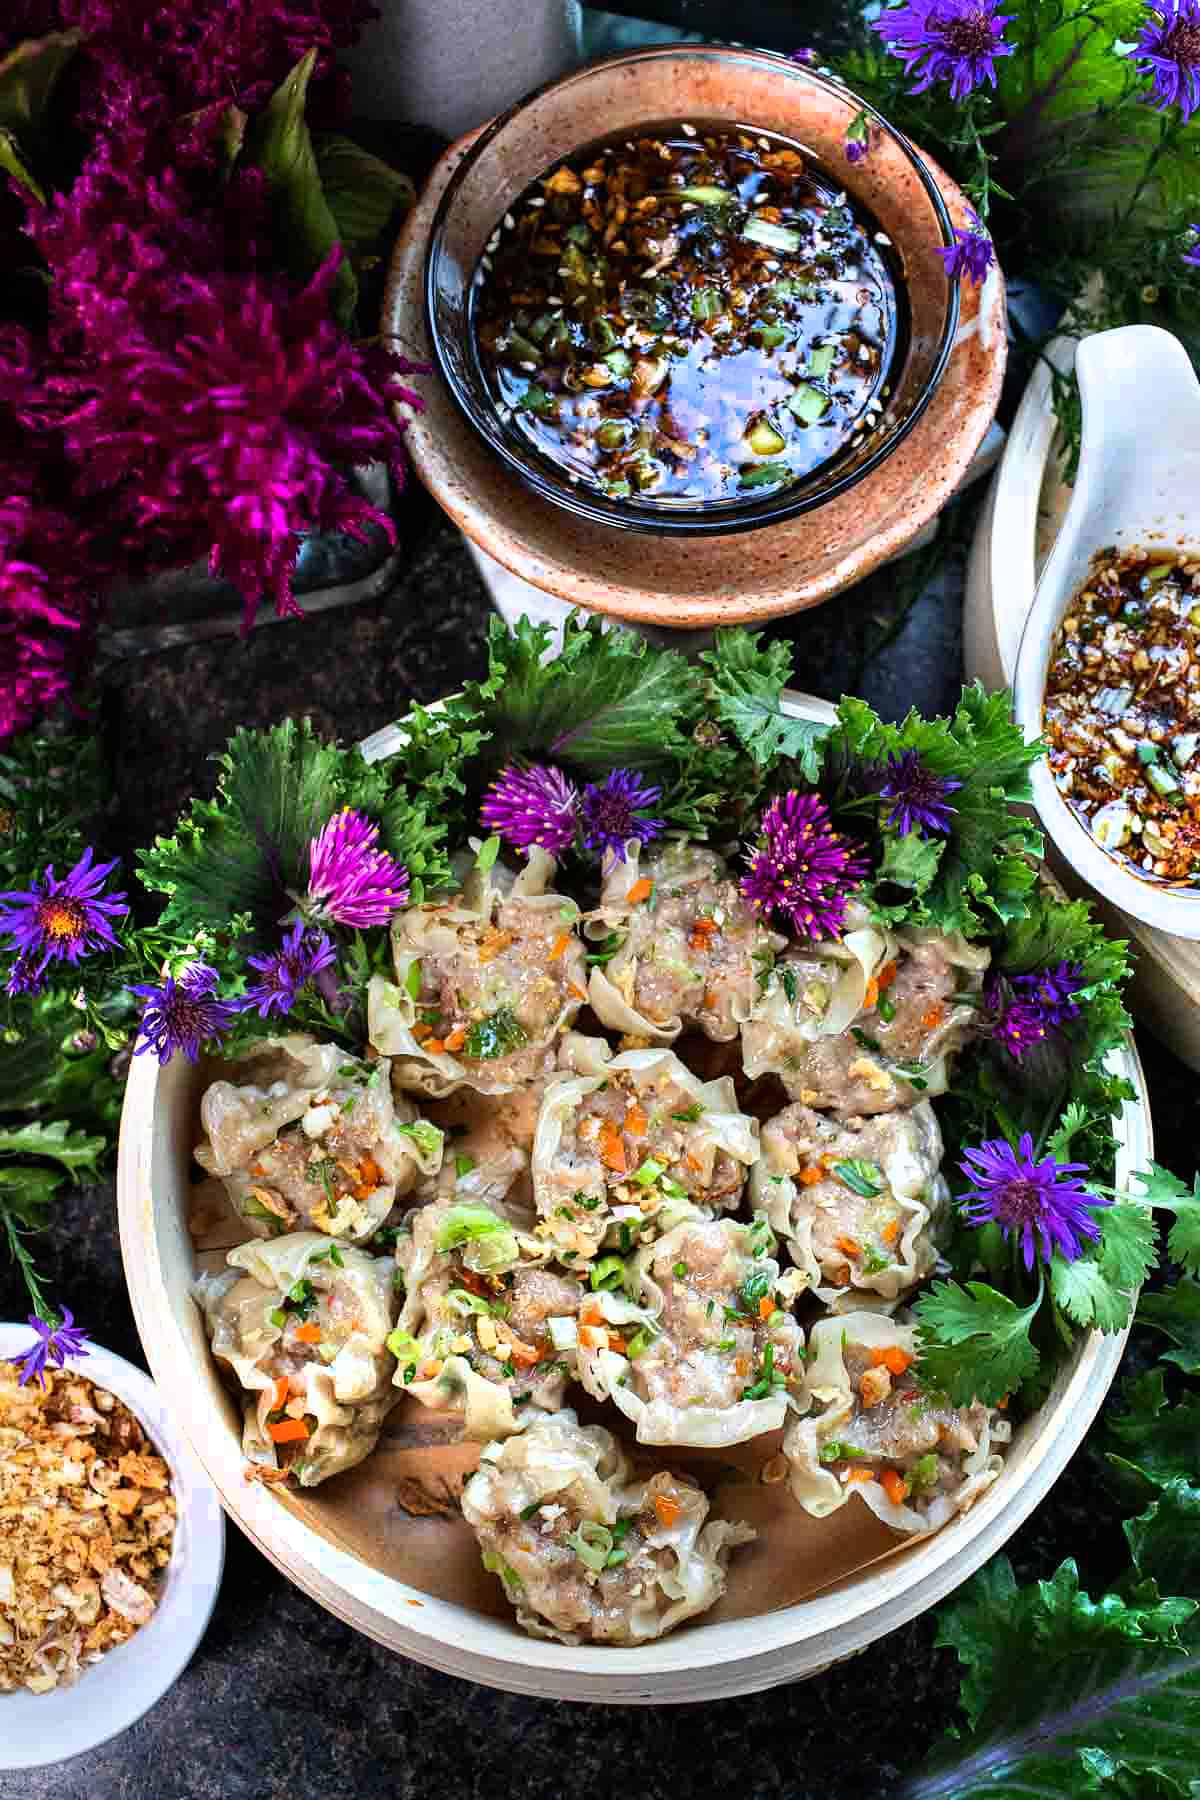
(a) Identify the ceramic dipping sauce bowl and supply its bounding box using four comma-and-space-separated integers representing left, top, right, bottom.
384, 43, 1006, 628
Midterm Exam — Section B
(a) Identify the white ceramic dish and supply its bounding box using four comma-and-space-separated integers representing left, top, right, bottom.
0, 1326, 225, 1770
1013, 324, 1200, 940
116, 691, 1153, 1704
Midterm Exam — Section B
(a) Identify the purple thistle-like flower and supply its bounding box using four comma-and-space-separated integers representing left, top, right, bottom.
1185, 224, 1200, 268
790, 46, 820, 64
742, 790, 868, 939
871, 0, 1015, 100
1132, 0, 1200, 122
129, 962, 242, 1063
7, 1308, 91, 1387
480, 763, 580, 857
938, 211, 996, 285
986, 959, 1086, 1060
878, 749, 963, 837
579, 770, 664, 862
959, 1133, 1110, 1269
306, 809, 409, 929
0, 848, 128, 991
241, 920, 338, 1020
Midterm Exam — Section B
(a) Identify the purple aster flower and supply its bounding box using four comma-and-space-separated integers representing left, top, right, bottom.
1132, 0, 1200, 122
844, 109, 874, 164
871, 0, 1015, 99
986, 960, 1086, 1060
7, 1308, 91, 1387
790, 46, 820, 64
878, 749, 963, 837
1185, 224, 1200, 268
480, 763, 580, 857
0, 848, 128, 991
579, 770, 664, 862
240, 920, 338, 1020
306, 809, 410, 929
741, 790, 868, 939
959, 1133, 1110, 1269
129, 962, 242, 1063
938, 211, 996, 285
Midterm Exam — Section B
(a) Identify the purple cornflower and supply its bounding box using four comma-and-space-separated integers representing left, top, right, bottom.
0, 848, 128, 991
1185, 224, 1200, 268
241, 919, 337, 1020
741, 790, 868, 939
938, 211, 996, 285
1132, 0, 1200, 122
878, 749, 963, 837
7, 1308, 91, 1387
480, 763, 580, 857
790, 46, 820, 64
129, 962, 242, 1063
959, 1133, 1110, 1269
579, 770, 664, 862
871, 0, 1015, 99
306, 809, 409, 929
986, 960, 1086, 1060
844, 110, 874, 164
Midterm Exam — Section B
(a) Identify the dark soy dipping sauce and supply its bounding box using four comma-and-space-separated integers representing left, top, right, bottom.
469, 120, 907, 507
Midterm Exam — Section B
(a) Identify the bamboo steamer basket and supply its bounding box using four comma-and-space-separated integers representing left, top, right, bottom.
117, 692, 1152, 1702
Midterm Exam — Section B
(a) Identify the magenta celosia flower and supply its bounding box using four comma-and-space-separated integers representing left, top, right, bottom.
129, 962, 242, 1063
579, 770, 663, 862
959, 1134, 1109, 1268
872, 0, 1015, 97
877, 749, 963, 836
480, 764, 580, 857
7, 1308, 91, 1387
241, 919, 338, 1019
59, 252, 422, 627
741, 790, 868, 939
938, 211, 996, 285
306, 809, 409, 927
1132, 0, 1200, 122
0, 847, 128, 990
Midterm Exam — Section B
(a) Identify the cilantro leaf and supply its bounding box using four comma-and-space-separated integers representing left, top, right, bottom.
1046, 1099, 1095, 1165
477, 614, 702, 773
1106, 1369, 1200, 1498
137, 718, 360, 936
912, 1278, 1041, 1407
1050, 1249, 1134, 1333
905, 1556, 1200, 1800
699, 629, 828, 778
1138, 1279, 1200, 1375
1097, 1201, 1158, 1293
1129, 1165, 1200, 1275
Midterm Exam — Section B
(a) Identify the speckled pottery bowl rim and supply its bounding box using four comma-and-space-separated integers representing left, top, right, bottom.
423, 43, 961, 537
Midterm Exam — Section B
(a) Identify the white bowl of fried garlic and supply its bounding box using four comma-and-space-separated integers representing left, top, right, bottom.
0, 1324, 224, 1770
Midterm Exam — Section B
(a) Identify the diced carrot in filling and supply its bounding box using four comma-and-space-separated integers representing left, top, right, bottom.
877, 960, 898, 991
881, 1219, 900, 1246
835, 1235, 862, 1258
654, 1493, 682, 1529
599, 1121, 627, 1173
625, 1104, 648, 1137
734, 1356, 750, 1378
846, 1467, 875, 1485
921, 1003, 946, 1030
879, 1469, 909, 1506
626, 878, 653, 904
444, 1027, 467, 1052
272, 1376, 289, 1410
293, 1323, 322, 1344
864, 977, 879, 1010
799, 1166, 825, 1186
869, 1345, 914, 1375
268, 1418, 310, 1444
758, 1296, 774, 1321
549, 932, 571, 961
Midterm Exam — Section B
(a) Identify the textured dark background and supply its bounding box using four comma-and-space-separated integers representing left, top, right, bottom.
1, 501, 1196, 1800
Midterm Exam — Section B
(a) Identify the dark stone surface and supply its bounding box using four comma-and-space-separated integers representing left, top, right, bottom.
4, 515, 1198, 1800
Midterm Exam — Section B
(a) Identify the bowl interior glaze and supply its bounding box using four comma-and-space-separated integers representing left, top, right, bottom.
425, 45, 960, 535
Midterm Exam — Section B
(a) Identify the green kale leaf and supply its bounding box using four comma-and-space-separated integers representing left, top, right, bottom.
698, 629, 829, 778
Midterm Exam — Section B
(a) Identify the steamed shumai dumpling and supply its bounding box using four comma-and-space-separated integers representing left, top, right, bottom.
194, 1231, 398, 1487
784, 1313, 1010, 1535
743, 923, 989, 1115
530, 1038, 759, 1262
195, 1039, 441, 1241
586, 840, 784, 1044
388, 1197, 576, 1440
750, 1100, 948, 1307
462, 1409, 754, 1644
367, 847, 587, 1099
583, 1215, 806, 1448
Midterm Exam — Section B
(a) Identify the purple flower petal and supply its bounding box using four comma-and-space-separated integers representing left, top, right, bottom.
129, 961, 240, 1063
871, 0, 1015, 100
937, 211, 996, 285
240, 920, 337, 1020
877, 749, 963, 837
741, 790, 868, 939
480, 764, 579, 857
306, 809, 409, 929
579, 769, 664, 862
7, 1307, 91, 1387
985, 960, 1086, 1061
0, 846, 128, 989
958, 1132, 1109, 1269
1184, 223, 1200, 268
1132, 0, 1200, 122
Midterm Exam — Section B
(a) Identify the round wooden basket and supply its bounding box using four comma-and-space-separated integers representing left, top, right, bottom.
117, 693, 1152, 1703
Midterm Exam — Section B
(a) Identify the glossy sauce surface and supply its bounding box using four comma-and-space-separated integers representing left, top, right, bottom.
470, 120, 904, 506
